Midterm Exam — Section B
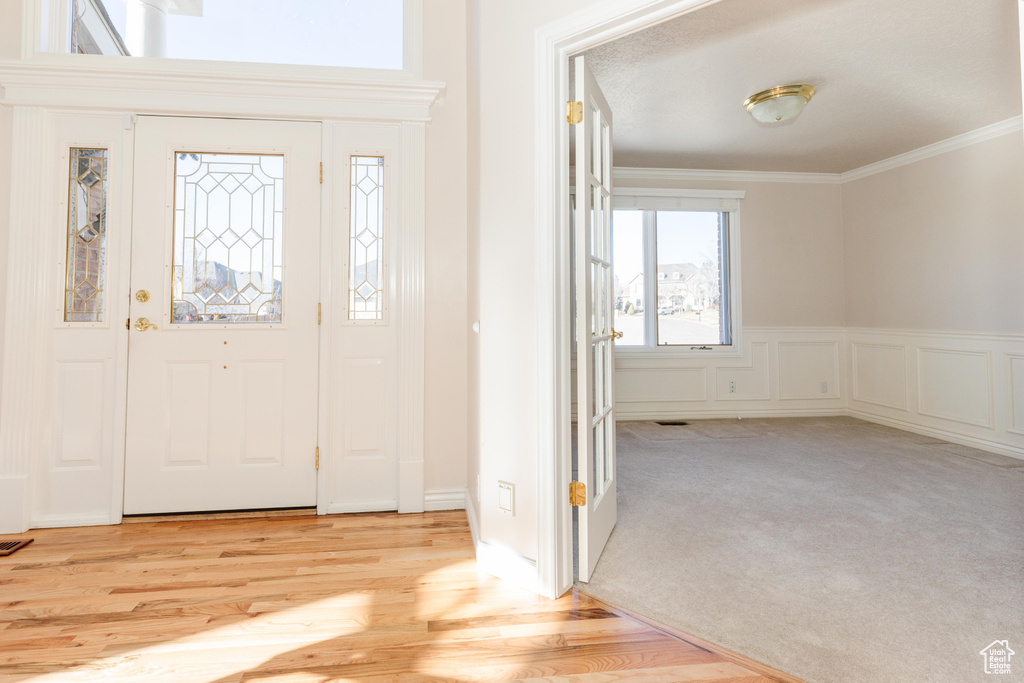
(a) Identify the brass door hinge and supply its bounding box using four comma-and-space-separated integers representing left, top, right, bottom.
569, 481, 586, 506
315, 446, 320, 470
317, 302, 321, 325
566, 101, 583, 125
319, 162, 323, 184
126, 317, 130, 330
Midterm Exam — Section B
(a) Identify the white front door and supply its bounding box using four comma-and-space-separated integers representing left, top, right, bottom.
123, 116, 322, 515
574, 55, 618, 582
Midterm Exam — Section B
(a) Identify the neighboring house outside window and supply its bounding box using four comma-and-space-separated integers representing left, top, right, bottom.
611, 188, 744, 355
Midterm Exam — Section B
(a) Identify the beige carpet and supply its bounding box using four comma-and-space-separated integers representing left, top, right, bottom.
580, 417, 1024, 683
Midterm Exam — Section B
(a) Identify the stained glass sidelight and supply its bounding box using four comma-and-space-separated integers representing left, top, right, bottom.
349, 156, 386, 321
172, 153, 284, 324
65, 148, 109, 322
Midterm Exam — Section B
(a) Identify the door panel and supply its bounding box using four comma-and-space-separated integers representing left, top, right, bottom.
123, 116, 321, 514
575, 55, 617, 582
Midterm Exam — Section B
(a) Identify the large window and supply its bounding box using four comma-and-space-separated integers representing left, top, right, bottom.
67, 0, 404, 70
612, 190, 742, 351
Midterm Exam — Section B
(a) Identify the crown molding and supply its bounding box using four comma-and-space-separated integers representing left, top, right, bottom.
614, 115, 1024, 186
839, 116, 1024, 183
614, 166, 842, 184
0, 60, 446, 122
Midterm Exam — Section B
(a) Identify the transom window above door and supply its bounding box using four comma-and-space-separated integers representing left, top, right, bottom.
67, 0, 405, 70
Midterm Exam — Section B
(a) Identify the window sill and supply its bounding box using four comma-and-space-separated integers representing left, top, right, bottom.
614, 345, 744, 361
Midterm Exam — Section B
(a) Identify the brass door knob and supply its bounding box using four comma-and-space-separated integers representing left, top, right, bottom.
134, 317, 158, 332
611, 328, 624, 340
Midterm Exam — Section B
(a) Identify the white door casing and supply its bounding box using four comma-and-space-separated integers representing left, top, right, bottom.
574, 55, 617, 583
123, 116, 321, 514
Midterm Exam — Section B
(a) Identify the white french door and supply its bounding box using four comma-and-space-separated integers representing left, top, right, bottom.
123, 116, 322, 514
574, 55, 618, 582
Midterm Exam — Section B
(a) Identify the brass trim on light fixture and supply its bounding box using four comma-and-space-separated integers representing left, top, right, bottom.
743, 84, 817, 113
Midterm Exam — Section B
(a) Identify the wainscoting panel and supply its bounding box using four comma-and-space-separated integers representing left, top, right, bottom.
589, 328, 847, 420
917, 348, 993, 428
615, 367, 708, 403
778, 342, 841, 400
715, 342, 770, 401
1010, 355, 1024, 436
848, 329, 1023, 460
852, 342, 908, 410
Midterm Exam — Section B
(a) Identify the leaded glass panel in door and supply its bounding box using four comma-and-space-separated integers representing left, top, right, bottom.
172, 152, 284, 324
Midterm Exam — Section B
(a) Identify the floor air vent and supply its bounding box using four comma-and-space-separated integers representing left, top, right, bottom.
0, 539, 33, 556
656, 421, 689, 426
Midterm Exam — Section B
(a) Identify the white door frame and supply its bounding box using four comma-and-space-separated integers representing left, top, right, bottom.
0, 66, 443, 533
533, 0, 725, 599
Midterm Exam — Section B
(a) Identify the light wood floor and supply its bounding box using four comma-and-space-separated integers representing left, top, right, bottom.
0, 511, 794, 682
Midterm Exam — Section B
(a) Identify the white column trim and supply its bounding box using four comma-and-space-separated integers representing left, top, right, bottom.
397, 121, 426, 513
0, 107, 54, 533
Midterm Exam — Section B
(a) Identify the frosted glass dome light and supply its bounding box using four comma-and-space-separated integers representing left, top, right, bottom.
743, 84, 817, 123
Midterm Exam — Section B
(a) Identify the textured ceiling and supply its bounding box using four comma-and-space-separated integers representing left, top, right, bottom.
582, 0, 1023, 173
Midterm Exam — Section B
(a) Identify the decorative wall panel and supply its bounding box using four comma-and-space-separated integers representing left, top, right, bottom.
917, 348, 993, 428
852, 342, 908, 410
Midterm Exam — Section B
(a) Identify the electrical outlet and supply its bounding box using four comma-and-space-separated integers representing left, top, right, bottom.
728, 380, 736, 394
820, 381, 828, 394
497, 481, 515, 515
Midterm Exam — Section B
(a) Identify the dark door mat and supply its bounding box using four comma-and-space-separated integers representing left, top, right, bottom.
655, 421, 689, 426
0, 539, 33, 556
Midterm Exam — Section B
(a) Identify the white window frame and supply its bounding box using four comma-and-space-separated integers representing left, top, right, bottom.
22, 0, 423, 81
613, 188, 744, 358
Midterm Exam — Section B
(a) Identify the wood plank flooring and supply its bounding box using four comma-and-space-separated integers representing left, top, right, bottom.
0, 511, 793, 682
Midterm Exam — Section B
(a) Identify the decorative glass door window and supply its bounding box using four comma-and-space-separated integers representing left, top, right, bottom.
172, 152, 284, 324
64, 148, 108, 322
348, 156, 386, 322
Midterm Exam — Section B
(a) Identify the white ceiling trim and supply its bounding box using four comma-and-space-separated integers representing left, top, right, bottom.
839, 115, 1024, 183
615, 115, 1024, 186
615, 167, 841, 184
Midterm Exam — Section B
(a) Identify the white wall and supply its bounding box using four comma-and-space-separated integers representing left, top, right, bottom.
843, 131, 1024, 333
468, 0, 596, 580
617, 177, 846, 327
423, 0, 470, 501
584, 176, 848, 419
843, 130, 1024, 457
466, 0, 481, 525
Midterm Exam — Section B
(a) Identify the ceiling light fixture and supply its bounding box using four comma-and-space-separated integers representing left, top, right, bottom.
743, 84, 817, 123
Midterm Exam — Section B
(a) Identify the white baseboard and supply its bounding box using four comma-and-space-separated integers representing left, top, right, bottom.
616, 407, 847, 421
424, 488, 466, 511
30, 513, 113, 529
326, 500, 398, 514
0, 476, 29, 534
465, 493, 481, 547
465, 494, 538, 593
848, 410, 1024, 461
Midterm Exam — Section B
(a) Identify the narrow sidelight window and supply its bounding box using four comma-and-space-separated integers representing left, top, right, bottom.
64, 148, 108, 322
348, 155, 386, 322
